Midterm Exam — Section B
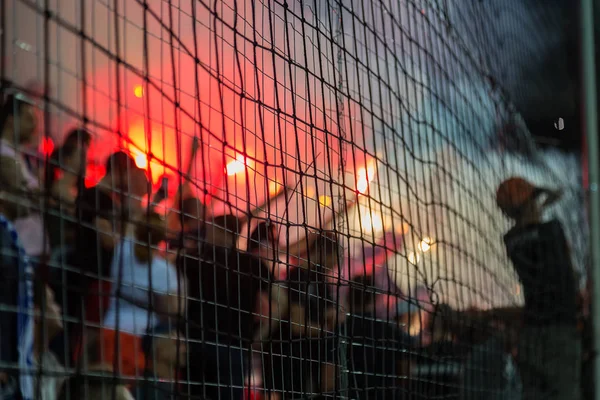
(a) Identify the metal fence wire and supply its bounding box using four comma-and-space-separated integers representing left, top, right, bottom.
0, 0, 589, 399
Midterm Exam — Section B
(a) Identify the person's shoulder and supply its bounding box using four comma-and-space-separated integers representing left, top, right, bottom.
151, 253, 174, 271
76, 186, 97, 210
540, 219, 563, 231
504, 222, 542, 241
539, 219, 568, 241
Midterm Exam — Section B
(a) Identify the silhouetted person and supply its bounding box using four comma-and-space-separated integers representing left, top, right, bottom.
45, 128, 92, 249
0, 93, 49, 257
262, 267, 339, 400
65, 152, 148, 363
496, 177, 580, 400
344, 274, 413, 400
177, 214, 270, 400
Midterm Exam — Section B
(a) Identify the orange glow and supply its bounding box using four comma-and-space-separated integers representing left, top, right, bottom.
134, 85, 144, 98
304, 186, 315, 198
40, 137, 54, 156
356, 161, 376, 194
226, 153, 253, 176
269, 181, 282, 196
318, 195, 332, 207
126, 123, 179, 184
395, 222, 411, 235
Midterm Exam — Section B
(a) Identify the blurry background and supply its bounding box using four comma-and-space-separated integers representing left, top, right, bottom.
1, 0, 589, 308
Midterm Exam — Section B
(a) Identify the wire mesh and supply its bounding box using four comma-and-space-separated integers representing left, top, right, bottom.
0, 0, 588, 399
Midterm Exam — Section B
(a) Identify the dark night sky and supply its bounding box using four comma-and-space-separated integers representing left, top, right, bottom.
501, 0, 581, 152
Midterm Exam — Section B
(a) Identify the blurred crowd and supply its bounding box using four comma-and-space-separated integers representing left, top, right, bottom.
0, 91, 588, 400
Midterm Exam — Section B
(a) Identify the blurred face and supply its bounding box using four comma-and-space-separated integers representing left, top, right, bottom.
66, 143, 89, 174
10, 104, 38, 144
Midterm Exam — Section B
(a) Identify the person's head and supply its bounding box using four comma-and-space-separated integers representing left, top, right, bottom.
180, 196, 205, 232
104, 151, 145, 190
348, 274, 377, 314
134, 211, 167, 263
0, 93, 38, 145
55, 128, 92, 173
47, 128, 92, 190
204, 214, 242, 248
33, 272, 63, 347
496, 177, 545, 224
248, 221, 278, 256
104, 151, 149, 213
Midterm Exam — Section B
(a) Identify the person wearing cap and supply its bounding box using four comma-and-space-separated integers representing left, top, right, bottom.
495, 177, 580, 400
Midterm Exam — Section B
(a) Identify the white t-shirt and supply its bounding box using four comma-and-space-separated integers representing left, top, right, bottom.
103, 238, 181, 336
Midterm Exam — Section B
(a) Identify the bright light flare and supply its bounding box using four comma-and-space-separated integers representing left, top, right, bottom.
133, 150, 148, 169
126, 124, 175, 184
226, 154, 253, 176
418, 237, 433, 252
407, 251, 420, 265
356, 162, 376, 194
361, 212, 383, 233
134, 85, 144, 98
319, 195, 332, 207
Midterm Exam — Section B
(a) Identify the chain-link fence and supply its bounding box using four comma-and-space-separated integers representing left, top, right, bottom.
0, 0, 588, 399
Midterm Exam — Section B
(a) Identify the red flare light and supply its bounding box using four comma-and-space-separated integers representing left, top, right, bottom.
40, 137, 54, 156
85, 163, 106, 188
226, 153, 253, 176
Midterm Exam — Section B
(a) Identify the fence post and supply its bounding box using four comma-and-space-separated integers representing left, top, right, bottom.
581, 0, 600, 398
